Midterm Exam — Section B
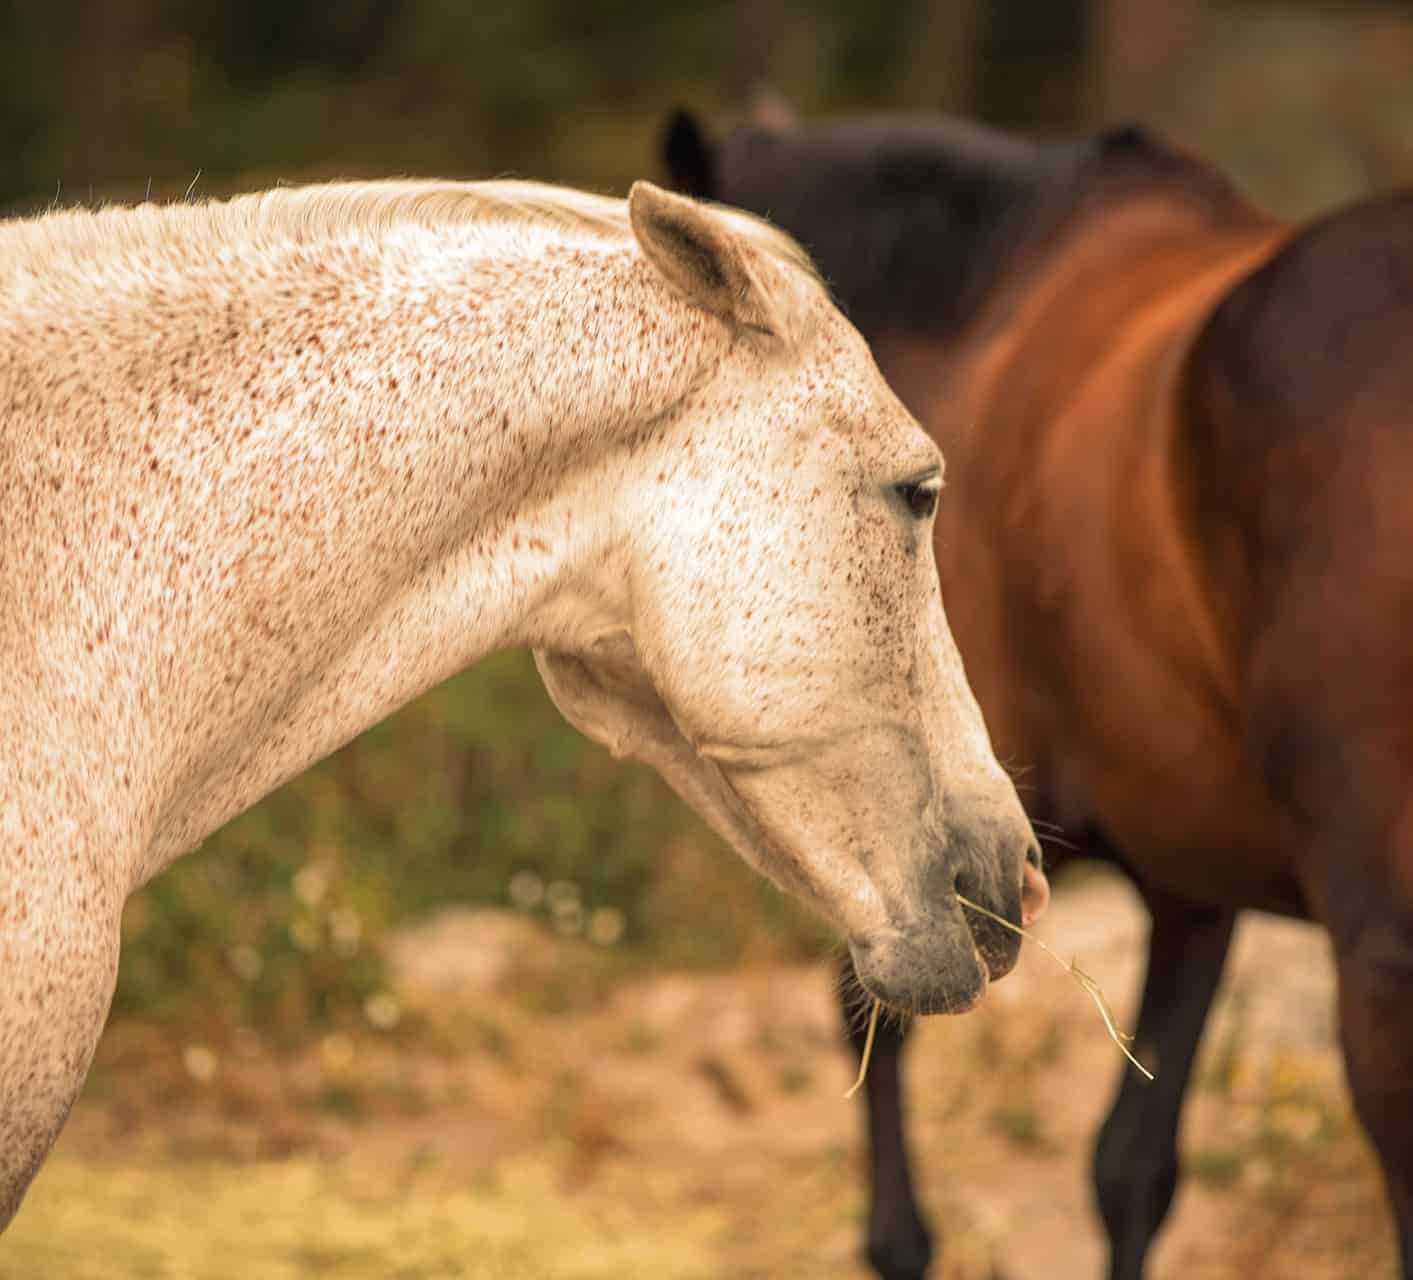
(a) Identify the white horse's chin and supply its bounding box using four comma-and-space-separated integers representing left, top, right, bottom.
848, 922, 991, 1017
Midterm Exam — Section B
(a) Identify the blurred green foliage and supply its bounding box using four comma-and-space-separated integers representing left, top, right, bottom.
5, 2, 1413, 214
1, 0, 991, 206
6, 0, 1412, 1037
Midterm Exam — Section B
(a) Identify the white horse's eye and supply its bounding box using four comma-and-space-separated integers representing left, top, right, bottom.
893, 474, 942, 520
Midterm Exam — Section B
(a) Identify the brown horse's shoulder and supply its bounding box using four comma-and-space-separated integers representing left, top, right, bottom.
1177, 191, 1413, 816
1179, 192, 1413, 586
1186, 191, 1413, 437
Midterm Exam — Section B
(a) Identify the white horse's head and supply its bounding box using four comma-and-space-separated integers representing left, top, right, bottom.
537, 183, 1046, 1014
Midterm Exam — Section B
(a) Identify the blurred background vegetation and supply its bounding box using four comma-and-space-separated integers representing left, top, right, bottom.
5, 0, 1413, 1043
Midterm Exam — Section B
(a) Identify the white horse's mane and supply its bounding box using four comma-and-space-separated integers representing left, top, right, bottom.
0, 177, 820, 299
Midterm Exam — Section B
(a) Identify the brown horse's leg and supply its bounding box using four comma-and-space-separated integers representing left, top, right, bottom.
839, 954, 934, 1280
1331, 910, 1413, 1276
1092, 891, 1236, 1280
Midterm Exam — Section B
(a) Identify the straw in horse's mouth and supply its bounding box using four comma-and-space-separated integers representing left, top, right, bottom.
955, 895, 1154, 1083
843, 1001, 882, 1099
842, 897, 1154, 1100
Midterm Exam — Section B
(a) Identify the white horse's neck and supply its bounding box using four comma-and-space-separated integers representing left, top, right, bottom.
1, 192, 730, 881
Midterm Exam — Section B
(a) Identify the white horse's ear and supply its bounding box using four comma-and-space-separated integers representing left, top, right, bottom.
628, 181, 779, 337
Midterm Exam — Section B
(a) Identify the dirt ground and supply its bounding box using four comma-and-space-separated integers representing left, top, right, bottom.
4, 876, 1398, 1279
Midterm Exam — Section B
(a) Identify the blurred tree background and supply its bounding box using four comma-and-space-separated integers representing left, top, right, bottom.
5, 0, 1412, 1040
5, 0, 1413, 216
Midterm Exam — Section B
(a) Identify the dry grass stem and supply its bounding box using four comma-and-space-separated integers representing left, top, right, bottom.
843, 999, 882, 1098
956, 894, 1154, 1082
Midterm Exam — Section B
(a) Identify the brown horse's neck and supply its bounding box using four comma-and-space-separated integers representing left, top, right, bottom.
870, 190, 1288, 839
912, 191, 1282, 461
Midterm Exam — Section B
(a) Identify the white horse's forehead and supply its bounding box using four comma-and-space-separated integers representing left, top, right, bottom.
781, 318, 938, 468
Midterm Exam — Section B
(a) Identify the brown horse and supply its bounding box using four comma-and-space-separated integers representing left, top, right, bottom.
663, 107, 1413, 1279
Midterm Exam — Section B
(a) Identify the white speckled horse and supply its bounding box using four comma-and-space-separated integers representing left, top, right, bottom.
0, 177, 1046, 1228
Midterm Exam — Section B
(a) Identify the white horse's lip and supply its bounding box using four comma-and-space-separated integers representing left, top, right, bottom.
1021, 856, 1050, 927
845, 914, 992, 1016
850, 945, 991, 1016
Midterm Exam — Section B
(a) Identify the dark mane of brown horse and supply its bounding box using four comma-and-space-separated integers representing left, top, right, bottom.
664, 110, 1254, 338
